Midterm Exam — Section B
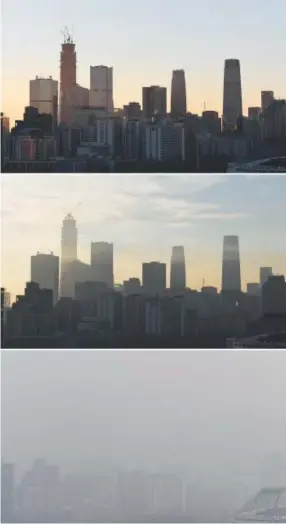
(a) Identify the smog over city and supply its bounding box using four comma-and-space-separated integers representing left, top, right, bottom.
2, 349, 286, 522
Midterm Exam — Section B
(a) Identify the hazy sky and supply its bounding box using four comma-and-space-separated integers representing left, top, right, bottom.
2, 0, 286, 125
2, 349, 286, 490
1, 174, 285, 300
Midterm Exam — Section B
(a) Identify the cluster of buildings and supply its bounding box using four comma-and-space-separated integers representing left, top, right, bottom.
1, 459, 189, 522
2, 215, 285, 346
2, 35, 285, 172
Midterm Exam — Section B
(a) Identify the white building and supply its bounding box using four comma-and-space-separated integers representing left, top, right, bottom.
145, 120, 185, 161
29, 76, 58, 125
89, 66, 113, 114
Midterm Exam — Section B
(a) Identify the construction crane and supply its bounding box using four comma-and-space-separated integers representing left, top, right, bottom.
62, 201, 81, 218
61, 26, 73, 44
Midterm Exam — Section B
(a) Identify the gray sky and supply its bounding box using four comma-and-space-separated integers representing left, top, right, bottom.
2, 350, 286, 490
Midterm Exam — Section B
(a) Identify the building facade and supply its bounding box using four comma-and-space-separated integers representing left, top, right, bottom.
170, 246, 186, 290
221, 235, 241, 291
222, 59, 243, 131
29, 76, 58, 127
142, 86, 167, 118
89, 66, 113, 114
31, 252, 60, 304
90, 242, 114, 288
170, 69, 187, 118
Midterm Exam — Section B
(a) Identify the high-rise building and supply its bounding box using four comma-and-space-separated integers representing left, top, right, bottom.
90, 242, 114, 288
260, 267, 273, 287
261, 91, 274, 112
248, 106, 261, 121
247, 283, 261, 296
171, 69, 187, 118
142, 86, 167, 118
60, 213, 77, 297
89, 66, 113, 114
262, 275, 286, 315
142, 262, 166, 295
221, 235, 241, 291
29, 76, 58, 127
170, 246, 186, 290
31, 252, 60, 304
60, 31, 77, 124
222, 59, 243, 131
145, 120, 185, 161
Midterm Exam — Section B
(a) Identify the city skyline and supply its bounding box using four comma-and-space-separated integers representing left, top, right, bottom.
2, 0, 286, 126
2, 174, 285, 301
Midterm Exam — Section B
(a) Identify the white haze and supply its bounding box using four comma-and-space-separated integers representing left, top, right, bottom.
1, 349, 286, 515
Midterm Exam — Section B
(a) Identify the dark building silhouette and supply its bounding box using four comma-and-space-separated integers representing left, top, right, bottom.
60, 213, 77, 297
142, 86, 167, 118
142, 262, 166, 295
123, 102, 141, 118
260, 267, 273, 287
222, 59, 243, 131
221, 235, 241, 292
60, 31, 77, 124
90, 242, 114, 288
170, 246, 186, 291
261, 90, 274, 112
31, 252, 59, 304
171, 70, 187, 118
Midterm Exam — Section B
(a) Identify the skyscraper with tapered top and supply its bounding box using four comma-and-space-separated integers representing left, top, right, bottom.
171, 70, 187, 118
60, 213, 77, 297
221, 235, 241, 292
170, 246, 186, 291
222, 59, 243, 131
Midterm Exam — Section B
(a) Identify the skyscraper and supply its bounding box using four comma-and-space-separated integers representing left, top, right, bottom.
142, 86, 167, 118
170, 70, 187, 118
261, 91, 274, 112
60, 30, 77, 124
89, 66, 113, 114
142, 262, 166, 295
170, 246, 186, 291
31, 252, 60, 304
60, 213, 77, 297
260, 267, 273, 287
221, 235, 241, 291
90, 242, 114, 288
29, 76, 58, 127
222, 59, 243, 131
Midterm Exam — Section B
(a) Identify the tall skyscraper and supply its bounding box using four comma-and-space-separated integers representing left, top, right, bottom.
31, 252, 60, 304
29, 76, 58, 127
222, 59, 243, 131
89, 66, 114, 114
142, 86, 167, 118
60, 213, 77, 297
261, 91, 274, 112
260, 267, 273, 287
221, 235, 241, 291
170, 246, 186, 290
60, 30, 77, 124
142, 262, 166, 295
90, 242, 114, 288
171, 70, 187, 118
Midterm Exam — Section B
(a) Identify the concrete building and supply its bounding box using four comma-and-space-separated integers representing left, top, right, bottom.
221, 235, 241, 292
145, 120, 185, 161
142, 86, 167, 118
171, 69, 187, 118
247, 283, 261, 296
90, 242, 114, 288
89, 66, 113, 114
248, 106, 261, 120
222, 59, 243, 131
170, 246, 186, 291
260, 267, 273, 287
142, 262, 166, 295
123, 102, 141, 118
29, 76, 58, 127
31, 252, 60, 304
59, 32, 77, 125
262, 275, 286, 315
60, 213, 77, 297
201, 110, 221, 134
261, 90, 274, 112
262, 99, 286, 140
123, 278, 141, 295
